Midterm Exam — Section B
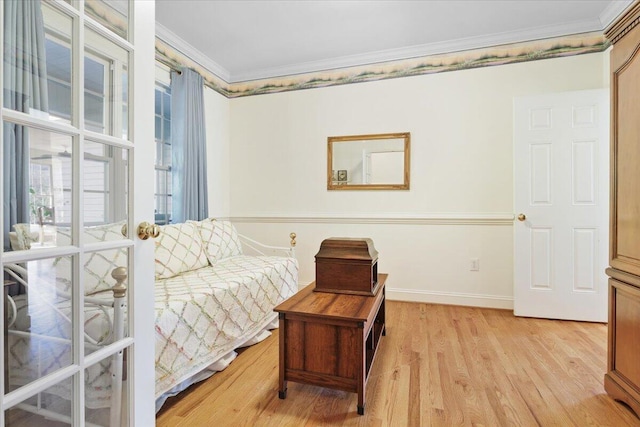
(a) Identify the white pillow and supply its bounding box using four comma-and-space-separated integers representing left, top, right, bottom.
193, 219, 243, 264
155, 222, 209, 279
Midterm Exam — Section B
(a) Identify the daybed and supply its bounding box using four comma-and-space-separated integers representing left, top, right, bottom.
4, 219, 298, 425
153, 219, 298, 409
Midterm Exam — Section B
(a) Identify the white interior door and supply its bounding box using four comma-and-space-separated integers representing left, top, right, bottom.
514, 89, 609, 322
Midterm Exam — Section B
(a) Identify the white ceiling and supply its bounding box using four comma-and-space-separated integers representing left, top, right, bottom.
155, 0, 633, 83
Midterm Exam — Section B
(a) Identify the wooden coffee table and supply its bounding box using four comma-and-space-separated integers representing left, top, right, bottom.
274, 274, 387, 415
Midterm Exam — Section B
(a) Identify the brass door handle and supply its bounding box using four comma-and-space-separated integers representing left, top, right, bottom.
517, 213, 526, 222
137, 222, 160, 240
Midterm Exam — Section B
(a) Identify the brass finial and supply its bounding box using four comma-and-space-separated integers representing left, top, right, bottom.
290, 232, 297, 247
111, 267, 128, 299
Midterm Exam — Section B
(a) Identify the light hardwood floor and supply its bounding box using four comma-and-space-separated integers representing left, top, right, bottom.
156, 301, 640, 427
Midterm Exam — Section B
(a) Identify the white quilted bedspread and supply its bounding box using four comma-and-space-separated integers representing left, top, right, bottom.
154, 255, 298, 398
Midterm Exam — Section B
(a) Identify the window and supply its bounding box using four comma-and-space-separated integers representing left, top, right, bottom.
155, 84, 171, 224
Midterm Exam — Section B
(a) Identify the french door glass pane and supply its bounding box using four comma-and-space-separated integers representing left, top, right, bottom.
85, 0, 129, 41
122, 72, 129, 140
5, 376, 73, 426
3, 1, 73, 122
83, 141, 129, 229
85, 27, 130, 139
84, 247, 129, 356
4, 256, 74, 394
2, 122, 73, 252
85, 349, 130, 426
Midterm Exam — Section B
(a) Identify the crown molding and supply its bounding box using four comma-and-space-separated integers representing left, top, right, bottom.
600, 0, 635, 29
604, 0, 640, 42
155, 22, 230, 82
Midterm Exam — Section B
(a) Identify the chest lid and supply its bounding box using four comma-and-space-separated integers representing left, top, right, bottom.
315, 238, 378, 263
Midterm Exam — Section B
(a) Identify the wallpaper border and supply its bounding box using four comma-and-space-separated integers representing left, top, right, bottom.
156, 31, 608, 99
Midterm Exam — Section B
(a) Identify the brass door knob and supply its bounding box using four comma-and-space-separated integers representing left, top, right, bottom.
517, 213, 526, 222
137, 221, 160, 240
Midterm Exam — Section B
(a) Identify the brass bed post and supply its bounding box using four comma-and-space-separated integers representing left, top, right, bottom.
289, 232, 297, 257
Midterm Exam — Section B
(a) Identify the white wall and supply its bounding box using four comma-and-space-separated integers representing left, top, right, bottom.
219, 52, 607, 308
204, 87, 231, 217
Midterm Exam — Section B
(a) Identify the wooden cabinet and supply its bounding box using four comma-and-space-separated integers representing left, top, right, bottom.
274, 274, 387, 415
605, 2, 640, 418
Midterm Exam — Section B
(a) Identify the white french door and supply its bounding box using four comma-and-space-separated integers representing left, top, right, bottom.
0, 1, 155, 426
513, 89, 609, 322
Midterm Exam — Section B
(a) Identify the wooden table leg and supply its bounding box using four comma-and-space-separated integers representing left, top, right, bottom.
278, 313, 287, 399
357, 322, 366, 415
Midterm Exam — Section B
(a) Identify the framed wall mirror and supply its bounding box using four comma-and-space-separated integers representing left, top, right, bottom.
327, 132, 410, 190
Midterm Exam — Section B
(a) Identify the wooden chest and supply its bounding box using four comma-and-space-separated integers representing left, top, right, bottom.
314, 238, 379, 296
275, 275, 387, 415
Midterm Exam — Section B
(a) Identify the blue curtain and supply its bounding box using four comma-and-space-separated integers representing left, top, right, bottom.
3, 0, 49, 250
170, 67, 208, 223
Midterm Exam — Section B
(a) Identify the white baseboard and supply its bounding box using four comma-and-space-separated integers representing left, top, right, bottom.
386, 287, 514, 310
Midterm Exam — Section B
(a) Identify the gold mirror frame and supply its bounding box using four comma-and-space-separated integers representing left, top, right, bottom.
327, 132, 410, 190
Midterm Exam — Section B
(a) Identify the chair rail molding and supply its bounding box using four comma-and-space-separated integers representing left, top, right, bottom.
229, 212, 515, 226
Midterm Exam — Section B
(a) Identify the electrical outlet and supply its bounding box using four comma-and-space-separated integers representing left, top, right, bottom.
470, 258, 480, 271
